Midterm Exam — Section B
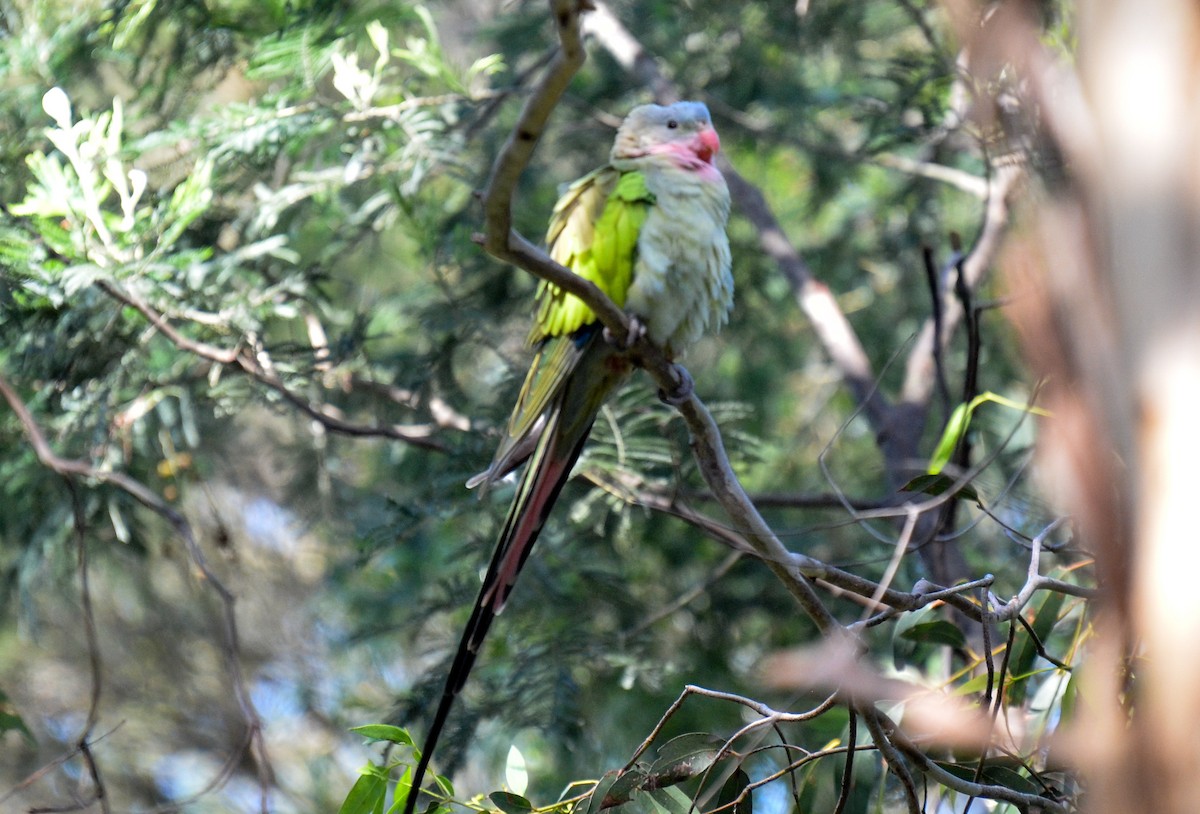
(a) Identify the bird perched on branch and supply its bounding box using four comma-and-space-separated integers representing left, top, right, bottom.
404, 101, 733, 814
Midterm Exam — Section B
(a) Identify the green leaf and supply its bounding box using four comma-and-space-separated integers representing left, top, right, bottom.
581, 772, 624, 814
927, 392, 1051, 475
339, 771, 387, 814
350, 724, 415, 746
899, 620, 968, 649
505, 744, 528, 797
489, 791, 534, 814
644, 786, 692, 814
1009, 590, 1067, 705
650, 732, 722, 774
1060, 671, 1078, 722
607, 767, 647, 805
717, 768, 753, 814
928, 401, 971, 475
385, 767, 414, 814
953, 671, 993, 696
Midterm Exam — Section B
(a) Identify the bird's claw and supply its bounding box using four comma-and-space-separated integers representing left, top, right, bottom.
658, 364, 695, 406
603, 316, 647, 351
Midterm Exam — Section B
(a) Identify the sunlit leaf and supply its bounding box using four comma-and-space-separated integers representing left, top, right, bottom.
505, 744, 528, 797
338, 770, 387, 814
350, 724, 415, 745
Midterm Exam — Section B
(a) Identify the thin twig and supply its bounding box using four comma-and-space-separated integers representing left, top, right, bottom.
832, 706, 857, 814
68, 483, 111, 814
923, 245, 952, 421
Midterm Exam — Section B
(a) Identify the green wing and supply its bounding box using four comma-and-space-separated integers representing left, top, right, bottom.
470, 167, 653, 488
530, 167, 654, 344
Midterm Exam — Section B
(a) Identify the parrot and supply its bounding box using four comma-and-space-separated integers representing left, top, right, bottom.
403, 101, 733, 814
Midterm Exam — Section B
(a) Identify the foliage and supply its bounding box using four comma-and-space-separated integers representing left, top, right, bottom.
0, 1, 1090, 814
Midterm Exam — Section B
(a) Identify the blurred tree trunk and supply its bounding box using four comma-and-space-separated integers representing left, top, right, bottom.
985, 0, 1200, 809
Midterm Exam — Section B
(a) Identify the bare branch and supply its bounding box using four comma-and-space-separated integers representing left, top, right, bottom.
874, 152, 991, 198
476, 0, 636, 342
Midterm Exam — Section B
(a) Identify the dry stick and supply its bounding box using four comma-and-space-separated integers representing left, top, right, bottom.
599, 687, 832, 809
725, 743, 864, 812
884, 713, 1070, 813
635, 467, 1092, 639
899, 161, 1024, 408
862, 504, 922, 623
620, 549, 743, 638
981, 585, 997, 706
609, 686, 841, 813
636, 484, 982, 620
0, 374, 274, 813
11, 480, 117, 814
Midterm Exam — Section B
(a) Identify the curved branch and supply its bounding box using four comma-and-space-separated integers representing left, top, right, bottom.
477, 0, 634, 344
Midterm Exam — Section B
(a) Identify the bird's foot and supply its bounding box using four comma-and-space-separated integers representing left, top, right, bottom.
658, 364, 694, 406
604, 316, 646, 351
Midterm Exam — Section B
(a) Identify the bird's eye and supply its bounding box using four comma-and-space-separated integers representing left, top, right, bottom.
666, 119, 678, 129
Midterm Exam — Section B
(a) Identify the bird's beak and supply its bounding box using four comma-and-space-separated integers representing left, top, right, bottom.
695, 127, 721, 164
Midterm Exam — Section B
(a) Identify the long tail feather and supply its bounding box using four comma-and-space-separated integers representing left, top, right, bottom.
403, 383, 604, 814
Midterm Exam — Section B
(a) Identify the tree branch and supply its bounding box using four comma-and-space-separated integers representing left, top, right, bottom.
95, 278, 450, 449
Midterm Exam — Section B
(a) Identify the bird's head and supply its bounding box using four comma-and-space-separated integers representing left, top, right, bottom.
611, 101, 722, 171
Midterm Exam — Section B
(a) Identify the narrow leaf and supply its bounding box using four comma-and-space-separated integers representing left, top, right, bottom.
899, 473, 981, 504
928, 402, 971, 474
645, 786, 692, 814
505, 744, 528, 797
350, 724, 414, 745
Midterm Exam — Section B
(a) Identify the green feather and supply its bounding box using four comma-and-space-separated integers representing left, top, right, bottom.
531, 168, 653, 343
